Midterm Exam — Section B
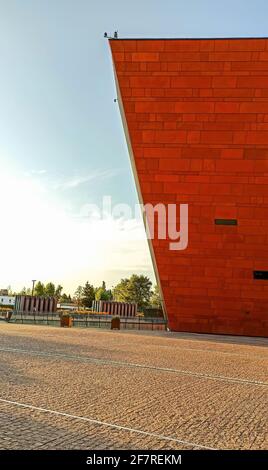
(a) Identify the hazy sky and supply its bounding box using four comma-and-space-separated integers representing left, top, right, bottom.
0, 0, 267, 294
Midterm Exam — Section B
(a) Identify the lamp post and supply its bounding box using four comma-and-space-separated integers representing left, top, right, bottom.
31, 280, 36, 297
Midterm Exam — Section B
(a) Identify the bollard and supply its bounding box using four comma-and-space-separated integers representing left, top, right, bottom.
111, 316, 120, 330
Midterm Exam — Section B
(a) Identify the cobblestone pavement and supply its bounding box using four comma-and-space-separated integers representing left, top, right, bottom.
0, 323, 267, 450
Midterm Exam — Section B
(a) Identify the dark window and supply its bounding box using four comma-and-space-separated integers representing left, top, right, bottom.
215, 219, 237, 226
253, 271, 268, 280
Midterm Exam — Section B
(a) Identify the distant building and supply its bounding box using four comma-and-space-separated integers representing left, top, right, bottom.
57, 303, 77, 311
0, 296, 15, 307
0, 289, 9, 296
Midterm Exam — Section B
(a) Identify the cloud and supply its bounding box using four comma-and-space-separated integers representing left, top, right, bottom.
23, 169, 47, 177
31, 169, 47, 175
0, 168, 154, 293
53, 168, 120, 191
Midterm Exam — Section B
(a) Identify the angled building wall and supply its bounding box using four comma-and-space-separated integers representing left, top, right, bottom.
110, 38, 268, 337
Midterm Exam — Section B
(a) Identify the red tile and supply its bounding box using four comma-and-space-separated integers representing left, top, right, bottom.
240, 102, 268, 113
237, 76, 268, 88
171, 76, 211, 88
175, 102, 214, 113
212, 76, 237, 88
159, 159, 190, 171
200, 131, 233, 144
215, 102, 240, 113
153, 130, 187, 143
129, 76, 170, 88
246, 131, 268, 144
221, 149, 244, 159
216, 160, 254, 172
209, 51, 252, 61
131, 52, 159, 62
136, 40, 165, 52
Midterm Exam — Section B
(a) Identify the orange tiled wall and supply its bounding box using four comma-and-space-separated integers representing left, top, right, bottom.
110, 38, 268, 337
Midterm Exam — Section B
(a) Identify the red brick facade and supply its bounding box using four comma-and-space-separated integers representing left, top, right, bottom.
110, 38, 268, 337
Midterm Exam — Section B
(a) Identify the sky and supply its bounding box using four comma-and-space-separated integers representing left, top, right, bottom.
0, 0, 267, 294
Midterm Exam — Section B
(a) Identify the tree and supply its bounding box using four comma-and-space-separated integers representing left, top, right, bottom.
34, 281, 45, 296
32, 281, 63, 298
82, 282, 95, 308
59, 293, 70, 304
55, 285, 63, 299
95, 288, 113, 301
150, 285, 162, 308
18, 287, 32, 295
113, 278, 129, 302
44, 282, 56, 297
114, 275, 152, 310
74, 286, 83, 309
95, 281, 113, 301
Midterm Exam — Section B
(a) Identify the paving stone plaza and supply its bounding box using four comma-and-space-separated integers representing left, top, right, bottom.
0, 323, 267, 450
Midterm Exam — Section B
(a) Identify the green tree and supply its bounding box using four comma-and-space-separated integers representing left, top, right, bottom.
18, 287, 32, 295
150, 285, 162, 308
74, 286, 83, 309
34, 281, 45, 296
113, 278, 129, 302
95, 281, 113, 301
114, 275, 152, 310
82, 282, 95, 308
59, 293, 70, 303
55, 285, 63, 299
95, 288, 113, 301
44, 282, 56, 297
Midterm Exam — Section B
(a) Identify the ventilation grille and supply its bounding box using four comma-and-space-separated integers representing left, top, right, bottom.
215, 219, 237, 226
253, 271, 268, 280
